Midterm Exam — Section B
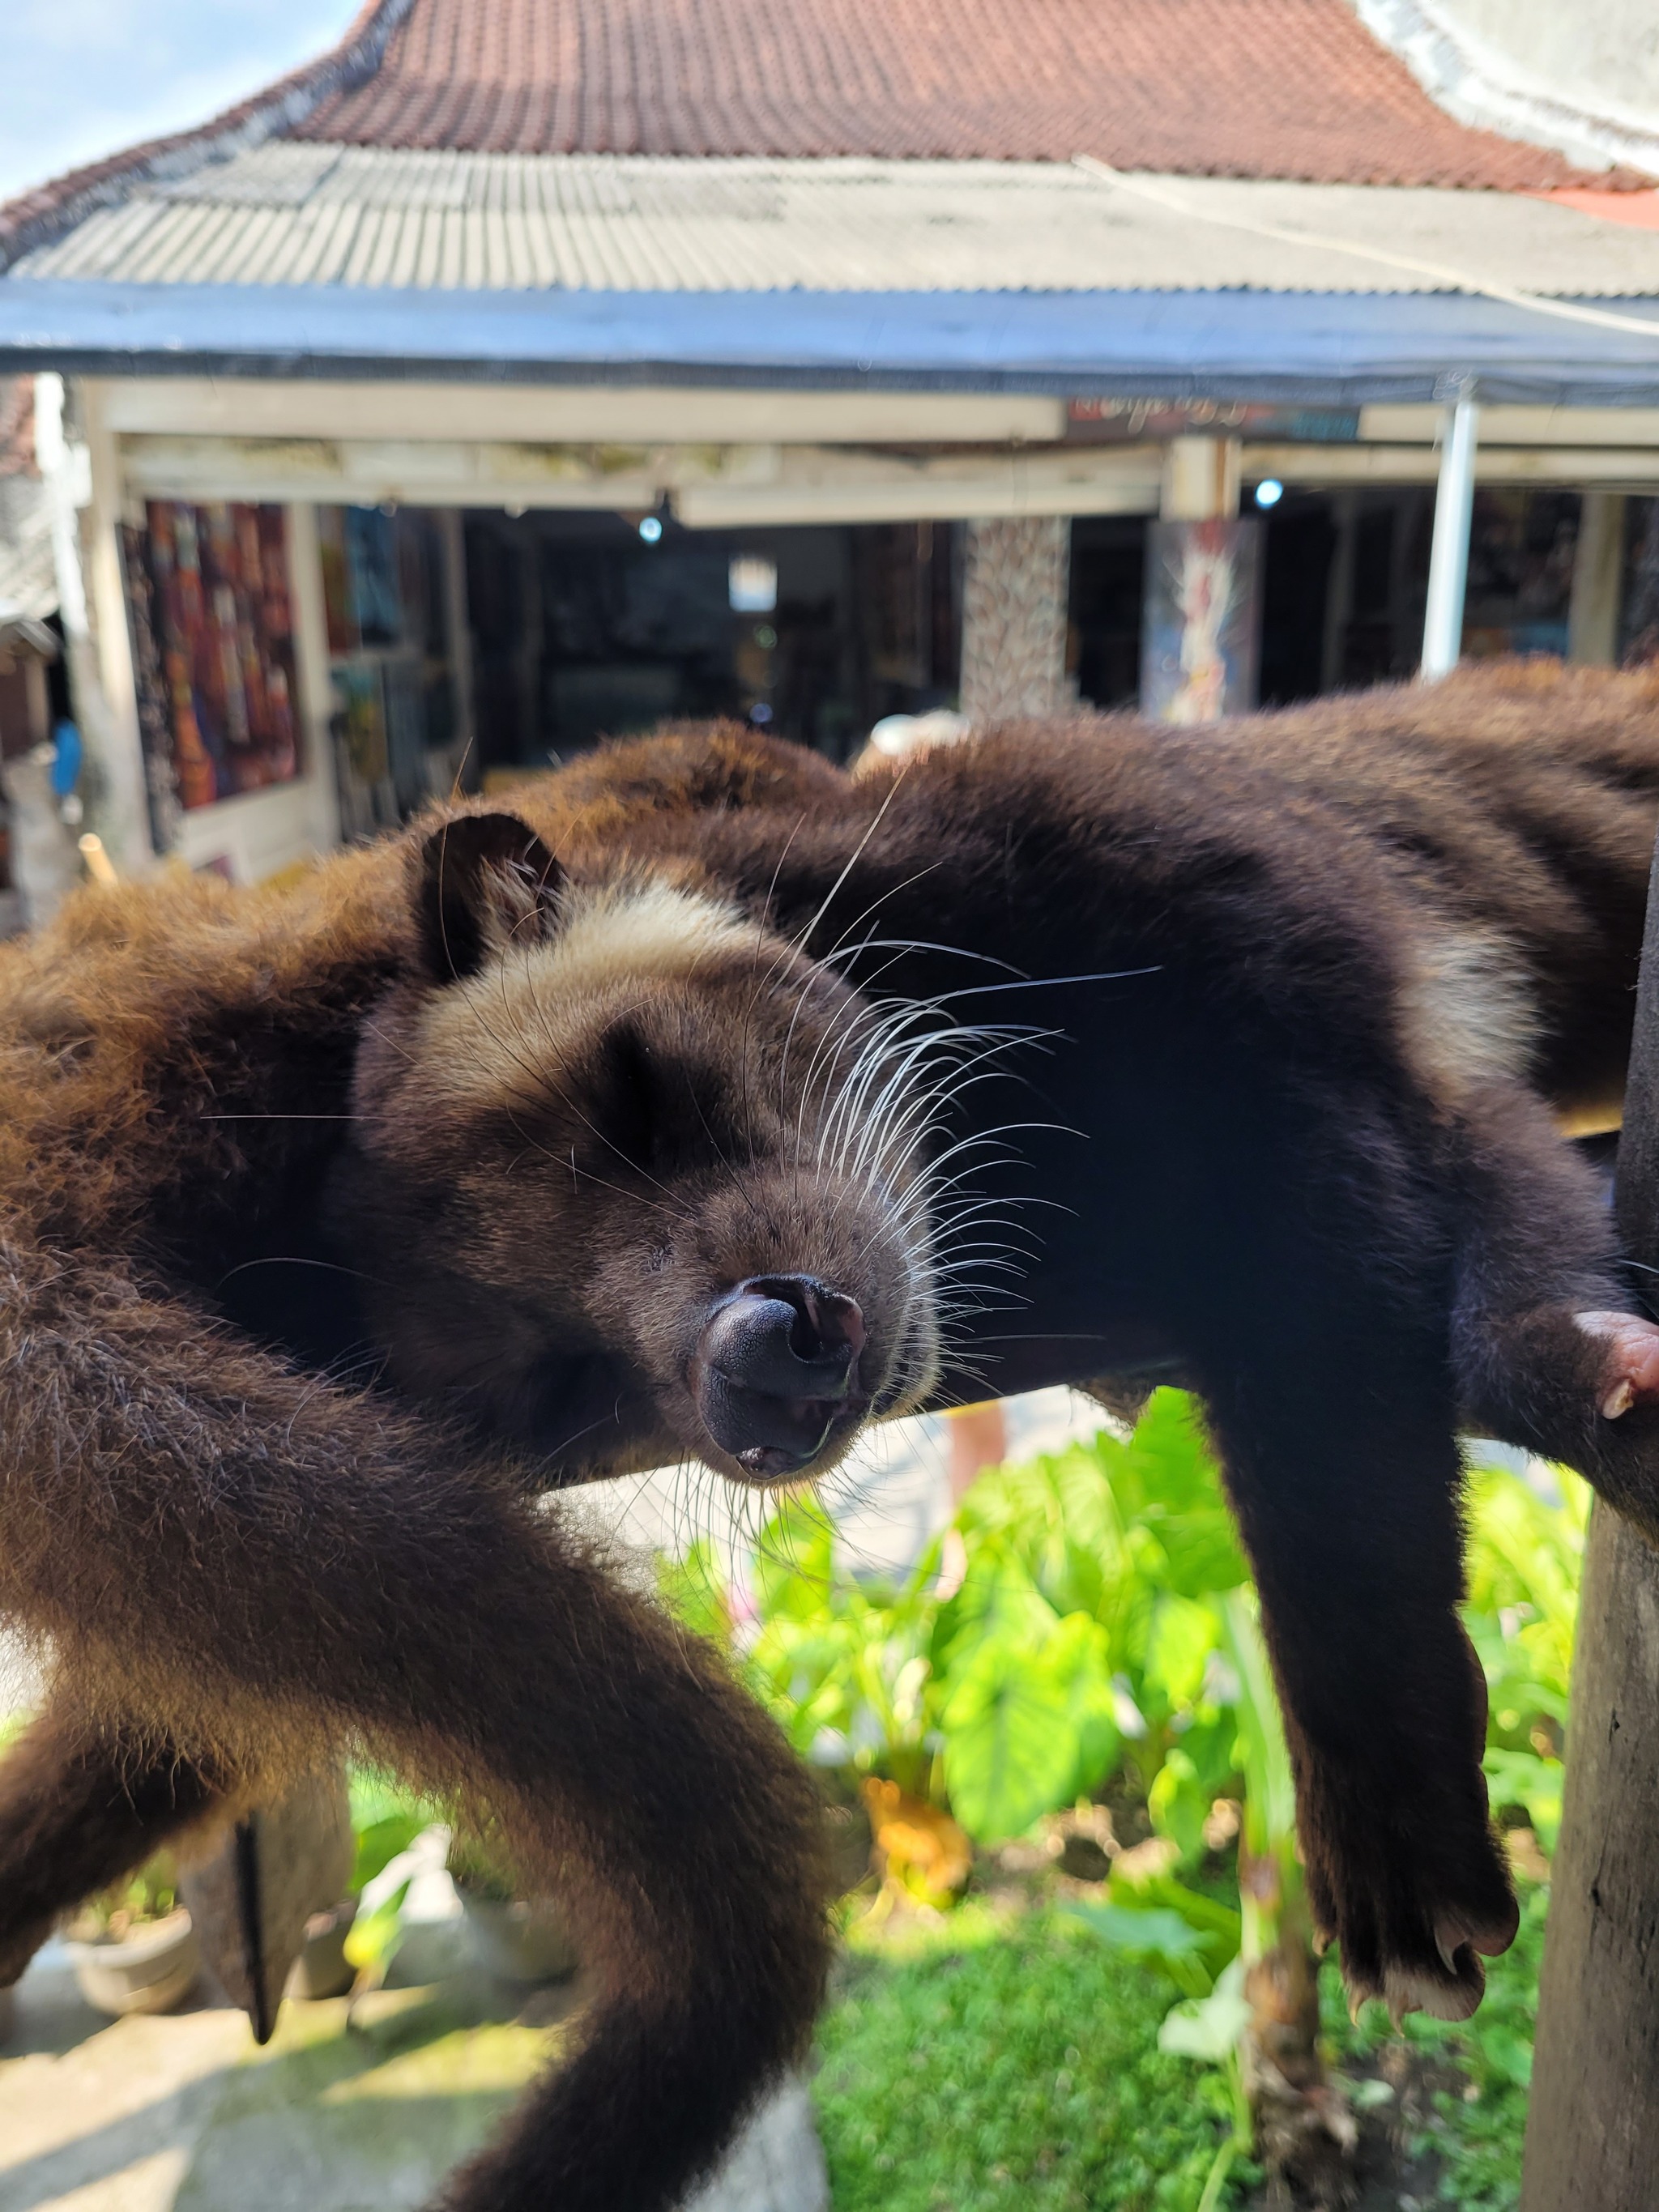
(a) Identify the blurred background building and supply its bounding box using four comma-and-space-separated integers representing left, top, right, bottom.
6, 0, 1659, 884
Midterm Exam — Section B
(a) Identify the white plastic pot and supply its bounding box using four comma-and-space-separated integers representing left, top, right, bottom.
65, 1908, 199, 2017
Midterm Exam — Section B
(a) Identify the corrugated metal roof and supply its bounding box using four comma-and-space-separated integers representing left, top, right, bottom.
15, 149, 1659, 297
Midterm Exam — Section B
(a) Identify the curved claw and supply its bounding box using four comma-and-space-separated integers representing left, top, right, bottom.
1576, 1311, 1659, 1420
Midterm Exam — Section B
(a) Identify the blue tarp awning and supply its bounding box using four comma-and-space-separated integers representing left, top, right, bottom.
3, 280, 1659, 406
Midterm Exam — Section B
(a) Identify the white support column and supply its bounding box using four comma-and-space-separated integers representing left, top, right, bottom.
1568, 491, 1627, 667
1421, 394, 1480, 681
36, 374, 154, 873
284, 503, 343, 857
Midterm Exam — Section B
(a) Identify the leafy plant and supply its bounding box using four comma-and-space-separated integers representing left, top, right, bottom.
70, 1852, 181, 1940
659, 1394, 1584, 2206
1463, 1460, 1585, 1852
713, 1390, 1254, 1850
739, 1496, 945, 1803
341, 1767, 441, 1978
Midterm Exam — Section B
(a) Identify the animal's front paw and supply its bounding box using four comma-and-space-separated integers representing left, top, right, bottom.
1576, 1311, 1659, 1421
1363, 1907, 1518, 2026
1300, 1780, 1518, 2027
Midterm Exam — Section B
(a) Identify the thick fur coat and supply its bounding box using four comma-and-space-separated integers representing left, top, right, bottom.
6, 658, 1659, 2203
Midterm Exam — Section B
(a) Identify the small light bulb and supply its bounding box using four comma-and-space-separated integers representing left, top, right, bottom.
638, 514, 663, 543
1254, 479, 1284, 509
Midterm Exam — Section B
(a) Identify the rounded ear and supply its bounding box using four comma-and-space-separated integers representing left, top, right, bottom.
416, 813, 565, 982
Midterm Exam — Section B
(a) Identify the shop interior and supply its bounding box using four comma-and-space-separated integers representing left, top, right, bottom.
116, 484, 1659, 860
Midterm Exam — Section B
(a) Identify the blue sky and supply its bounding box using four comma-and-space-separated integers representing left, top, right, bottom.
2, 0, 357, 203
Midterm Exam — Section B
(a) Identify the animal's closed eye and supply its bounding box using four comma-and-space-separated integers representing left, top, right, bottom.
586, 1022, 740, 1180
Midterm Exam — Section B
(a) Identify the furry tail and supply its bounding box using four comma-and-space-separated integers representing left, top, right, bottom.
0, 1244, 833, 2212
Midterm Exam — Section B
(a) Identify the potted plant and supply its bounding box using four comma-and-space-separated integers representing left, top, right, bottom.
447, 1835, 576, 1985
64, 1854, 199, 2017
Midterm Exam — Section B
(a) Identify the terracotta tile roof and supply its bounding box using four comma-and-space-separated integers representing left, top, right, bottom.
291, 0, 1638, 190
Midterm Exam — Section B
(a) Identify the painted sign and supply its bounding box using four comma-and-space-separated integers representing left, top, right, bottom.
1068, 399, 1358, 444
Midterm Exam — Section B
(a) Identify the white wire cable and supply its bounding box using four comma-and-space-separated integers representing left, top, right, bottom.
1072, 155, 1659, 347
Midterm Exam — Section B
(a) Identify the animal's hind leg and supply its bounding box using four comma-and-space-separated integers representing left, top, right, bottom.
0, 1703, 224, 1984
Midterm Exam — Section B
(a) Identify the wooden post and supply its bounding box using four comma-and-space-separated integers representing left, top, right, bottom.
1522, 832, 1659, 2210
1567, 492, 1627, 669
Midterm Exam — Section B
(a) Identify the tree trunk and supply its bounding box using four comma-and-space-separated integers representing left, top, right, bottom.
1522, 831, 1659, 2210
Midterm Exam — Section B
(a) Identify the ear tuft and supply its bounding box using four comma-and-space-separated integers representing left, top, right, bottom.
416, 813, 564, 982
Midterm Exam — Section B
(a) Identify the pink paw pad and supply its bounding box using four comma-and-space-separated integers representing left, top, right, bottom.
1576, 1312, 1659, 1420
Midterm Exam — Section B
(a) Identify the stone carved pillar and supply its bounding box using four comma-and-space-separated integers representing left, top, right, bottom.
957, 515, 1071, 726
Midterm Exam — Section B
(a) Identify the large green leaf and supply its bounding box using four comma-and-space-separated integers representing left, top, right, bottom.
1142, 1592, 1220, 1711
1148, 1747, 1212, 1865
351, 1812, 429, 1896
1117, 1391, 1247, 1599
940, 1609, 1120, 1841
1051, 1611, 1123, 1804
941, 1646, 1070, 1841
930, 1537, 1057, 1677
1108, 1866, 1242, 1956
1071, 1902, 1214, 1963
1068, 1899, 1223, 2002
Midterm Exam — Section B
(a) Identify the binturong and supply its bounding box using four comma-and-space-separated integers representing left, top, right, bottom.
12, 664, 1659, 2206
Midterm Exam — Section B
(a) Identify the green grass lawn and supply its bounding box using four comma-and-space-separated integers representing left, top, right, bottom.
814, 1902, 1249, 2212
812, 1881, 1546, 2212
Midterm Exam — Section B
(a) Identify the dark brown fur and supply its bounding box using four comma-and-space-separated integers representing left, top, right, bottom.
0, 757, 847, 2210
6, 663, 1659, 2193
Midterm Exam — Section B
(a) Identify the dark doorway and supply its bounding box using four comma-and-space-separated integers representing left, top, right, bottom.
1068, 517, 1146, 710
463, 510, 961, 774
1254, 486, 1436, 703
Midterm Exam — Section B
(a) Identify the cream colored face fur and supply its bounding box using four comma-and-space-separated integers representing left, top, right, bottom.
417, 879, 761, 1111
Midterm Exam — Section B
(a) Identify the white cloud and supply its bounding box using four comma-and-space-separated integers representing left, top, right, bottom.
0, 0, 355, 203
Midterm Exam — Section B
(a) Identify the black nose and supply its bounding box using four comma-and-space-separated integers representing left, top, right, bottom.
693, 1276, 867, 1477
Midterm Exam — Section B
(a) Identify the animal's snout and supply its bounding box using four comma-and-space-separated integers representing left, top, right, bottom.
693, 1275, 867, 1477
